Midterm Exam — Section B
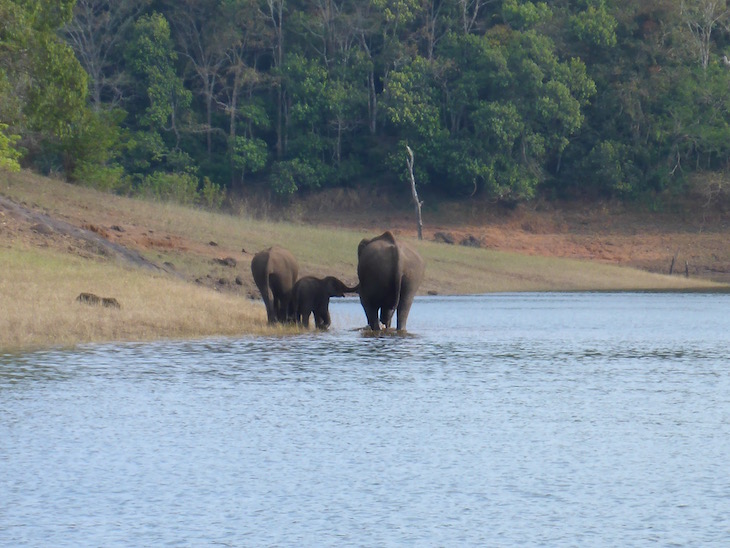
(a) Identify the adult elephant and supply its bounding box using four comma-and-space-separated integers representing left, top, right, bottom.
251, 246, 299, 323
291, 276, 359, 329
357, 231, 425, 331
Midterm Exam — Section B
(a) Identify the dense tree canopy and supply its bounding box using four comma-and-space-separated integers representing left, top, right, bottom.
3, 0, 730, 205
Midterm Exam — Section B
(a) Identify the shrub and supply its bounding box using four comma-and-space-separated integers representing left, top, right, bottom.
74, 162, 129, 194
0, 123, 21, 172
198, 176, 226, 209
138, 171, 199, 205
232, 136, 268, 184
270, 158, 326, 196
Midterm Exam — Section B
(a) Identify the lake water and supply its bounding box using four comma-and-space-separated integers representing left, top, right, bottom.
1, 293, 729, 546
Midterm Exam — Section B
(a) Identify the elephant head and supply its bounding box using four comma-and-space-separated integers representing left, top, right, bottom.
357, 231, 425, 331
292, 275, 359, 329
251, 246, 299, 323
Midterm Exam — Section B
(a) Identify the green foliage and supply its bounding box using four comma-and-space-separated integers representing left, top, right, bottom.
384, 57, 444, 142
0, 0, 87, 150
582, 140, 639, 196
570, 0, 618, 47
63, 108, 125, 180
26, 19, 87, 135
166, 149, 197, 175
5, 0, 730, 208
502, 0, 552, 30
138, 171, 199, 205
199, 177, 226, 209
270, 158, 326, 196
371, 0, 420, 26
382, 29, 596, 201
125, 13, 191, 133
238, 102, 270, 132
283, 54, 328, 127
232, 136, 268, 182
0, 123, 21, 172
20, 0, 75, 31
74, 162, 128, 193
125, 130, 167, 173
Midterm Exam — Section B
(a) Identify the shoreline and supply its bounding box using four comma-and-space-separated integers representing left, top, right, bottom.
5, 285, 730, 355
2, 170, 728, 352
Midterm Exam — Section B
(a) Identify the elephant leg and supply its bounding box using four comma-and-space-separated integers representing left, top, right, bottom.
396, 309, 410, 330
380, 307, 395, 329
278, 297, 288, 323
288, 300, 296, 324
315, 309, 331, 330
363, 303, 380, 331
273, 301, 281, 322
396, 298, 413, 331
262, 288, 277, 324
278, 295, 295, 323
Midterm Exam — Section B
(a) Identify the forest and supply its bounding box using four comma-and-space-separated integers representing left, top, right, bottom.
2, 0, 730, 207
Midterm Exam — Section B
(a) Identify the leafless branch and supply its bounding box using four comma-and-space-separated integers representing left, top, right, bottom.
406, 145, 424, 240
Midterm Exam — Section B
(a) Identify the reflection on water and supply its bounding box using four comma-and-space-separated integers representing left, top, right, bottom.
1, 293, 730, 546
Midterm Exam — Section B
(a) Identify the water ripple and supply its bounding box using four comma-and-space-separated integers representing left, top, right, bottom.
2, 293, 730, 546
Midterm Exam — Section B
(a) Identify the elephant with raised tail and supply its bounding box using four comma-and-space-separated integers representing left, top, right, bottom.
251, 246, 299, 323
291, 276, 359, 329
357, 231, 425, 331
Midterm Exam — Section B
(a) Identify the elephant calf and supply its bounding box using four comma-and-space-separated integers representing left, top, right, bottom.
291, 276, 358, 329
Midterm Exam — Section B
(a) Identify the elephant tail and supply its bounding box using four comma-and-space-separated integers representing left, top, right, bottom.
262, 275, 278, 322
392, 242, 403, 309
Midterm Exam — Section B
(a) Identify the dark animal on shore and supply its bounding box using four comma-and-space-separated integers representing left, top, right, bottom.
251, 246, 299, 323
76, 292, 121, 309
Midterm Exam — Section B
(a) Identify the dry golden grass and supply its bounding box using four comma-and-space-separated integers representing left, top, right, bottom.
0, 245, 284, 352
415, 241, 724, 294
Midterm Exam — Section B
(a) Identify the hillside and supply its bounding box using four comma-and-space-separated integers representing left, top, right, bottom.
291, 184, 730, 286
1, 170, 728, 350
3, 170, 730, 291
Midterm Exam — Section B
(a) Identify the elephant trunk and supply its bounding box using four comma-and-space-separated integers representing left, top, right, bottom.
325, 277, 359, 297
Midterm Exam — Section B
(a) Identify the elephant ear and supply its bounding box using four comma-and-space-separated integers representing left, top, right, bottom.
357, 238, 369, 259
358, 231, 397, 258
379, 231, 397, 244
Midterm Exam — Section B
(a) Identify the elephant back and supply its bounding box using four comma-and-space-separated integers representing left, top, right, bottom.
251, 246, 299, 293
357, 230, 397, 259
357, 233, 401, 306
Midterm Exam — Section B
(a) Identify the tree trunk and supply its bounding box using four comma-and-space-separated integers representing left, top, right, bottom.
206, 91, 213, 157
229, 81, 239, 188
406, 145, 423, 240
371, 74, 377, 134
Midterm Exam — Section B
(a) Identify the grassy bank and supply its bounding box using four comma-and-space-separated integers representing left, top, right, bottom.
0, 244, 277, 351
1, 171, 726, 352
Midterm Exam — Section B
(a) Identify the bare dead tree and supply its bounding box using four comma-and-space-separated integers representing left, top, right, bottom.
406, 145, 423, 240
458, 0, 495, 34
65, 0, 150, 110
680, 0, 730, 69
261, 0, 286, 158
166, 0, 234, 158
670, 248, 680, 275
